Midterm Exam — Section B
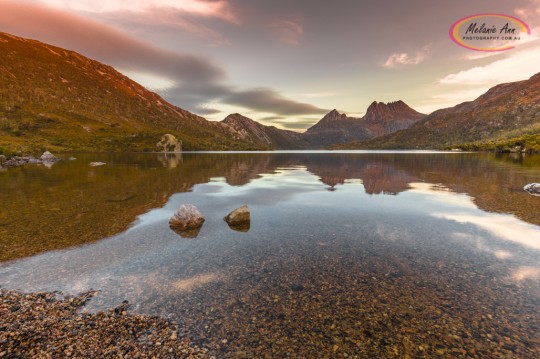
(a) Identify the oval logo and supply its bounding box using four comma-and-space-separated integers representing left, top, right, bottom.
450, 14, 531, 52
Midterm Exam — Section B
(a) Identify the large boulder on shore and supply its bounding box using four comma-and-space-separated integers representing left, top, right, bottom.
40, 151, 59, 162
224, 205, 250, 232
169, 204, 205, 231
157, 134, 182, 153
524, 183, 540, 196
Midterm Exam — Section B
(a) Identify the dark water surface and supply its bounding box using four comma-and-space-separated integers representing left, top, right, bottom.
1, 152, 540, 357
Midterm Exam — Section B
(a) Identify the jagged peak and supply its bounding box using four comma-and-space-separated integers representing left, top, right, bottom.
321, 109, 347, 121
364, 100, 422, 117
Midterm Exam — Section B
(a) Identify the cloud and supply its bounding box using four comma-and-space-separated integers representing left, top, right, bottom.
382, 44, 431, 68
297, 91, 338, 98
268, 19, 304, 45
96, 7, 231, 46
0, 1, 225, 84
223, 88, 328, 116
0, 1, 326, 118
266, 117, 321, 131
39, 0, 240, 24
431, 88, 491, 103
194, 106, 222, 115
514, 0, 540, 25
439, 46, 540, 85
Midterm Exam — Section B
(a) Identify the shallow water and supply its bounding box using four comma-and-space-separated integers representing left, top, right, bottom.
1, 152, 540, 357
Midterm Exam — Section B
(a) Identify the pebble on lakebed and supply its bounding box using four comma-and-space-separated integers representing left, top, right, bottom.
0, 289, 207, 358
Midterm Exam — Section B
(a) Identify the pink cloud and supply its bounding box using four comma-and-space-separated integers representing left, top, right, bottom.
0, 1, 327, 118
0, 1, 225, 82
514, 0, 540, 24
382, 44, 432, 68
38, 0, 240, 24
269, 19, 304, 45
98, 7, 231, 46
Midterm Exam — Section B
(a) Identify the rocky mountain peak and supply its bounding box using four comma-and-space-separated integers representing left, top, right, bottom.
320, 109, 350, 123
364, 100, 422, 122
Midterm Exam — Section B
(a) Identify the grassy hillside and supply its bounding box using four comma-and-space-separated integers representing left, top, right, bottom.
449, 133, 540, 152
0, 32, 261, 154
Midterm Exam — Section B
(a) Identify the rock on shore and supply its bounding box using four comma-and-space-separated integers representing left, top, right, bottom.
40, 151, 60, 162
0, 151, 60, 169
524, 183, 540, 196
0, 289, 207, 358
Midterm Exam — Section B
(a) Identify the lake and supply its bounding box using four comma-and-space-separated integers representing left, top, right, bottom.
1, 151, 539, 357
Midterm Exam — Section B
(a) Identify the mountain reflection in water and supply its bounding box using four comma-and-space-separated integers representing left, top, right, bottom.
1, 152, 538, 262
0, 152, 539, 357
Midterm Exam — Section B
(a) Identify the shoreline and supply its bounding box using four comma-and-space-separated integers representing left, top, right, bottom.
2, 149, 538, 170
0, 289, 208, 358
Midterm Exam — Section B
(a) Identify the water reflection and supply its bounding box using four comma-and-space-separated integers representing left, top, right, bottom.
435, 213, 540, 250
157, 153, 183, 168
1, 152, 539, 262
0, 156, 539, 357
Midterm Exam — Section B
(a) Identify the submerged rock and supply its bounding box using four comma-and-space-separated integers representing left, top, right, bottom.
524, 183, 540, 196
40, 151, 59, 162
169, 204, 205, 232
89, 162, 106, 167
224, 205, 250, 232
172, 227, 202, 239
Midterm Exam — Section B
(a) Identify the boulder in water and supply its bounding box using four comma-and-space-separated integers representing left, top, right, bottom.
224, 205, 250, 232
169, 204, 205, 232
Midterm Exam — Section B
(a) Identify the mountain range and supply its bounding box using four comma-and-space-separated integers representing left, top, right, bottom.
302, 101, 426, 148
1, 31, 539, 154
334, 72, 540, 151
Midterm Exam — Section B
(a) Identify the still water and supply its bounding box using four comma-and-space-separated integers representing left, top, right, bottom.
1, 152, 539, 357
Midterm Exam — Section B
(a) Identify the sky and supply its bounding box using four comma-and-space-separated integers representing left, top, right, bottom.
1, 0, 539, 131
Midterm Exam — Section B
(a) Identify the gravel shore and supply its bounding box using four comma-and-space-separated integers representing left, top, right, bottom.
0, 289, 208, 358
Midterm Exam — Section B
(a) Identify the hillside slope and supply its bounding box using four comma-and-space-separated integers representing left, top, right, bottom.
0, 32, 260, 153
221, 113, 309, 150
